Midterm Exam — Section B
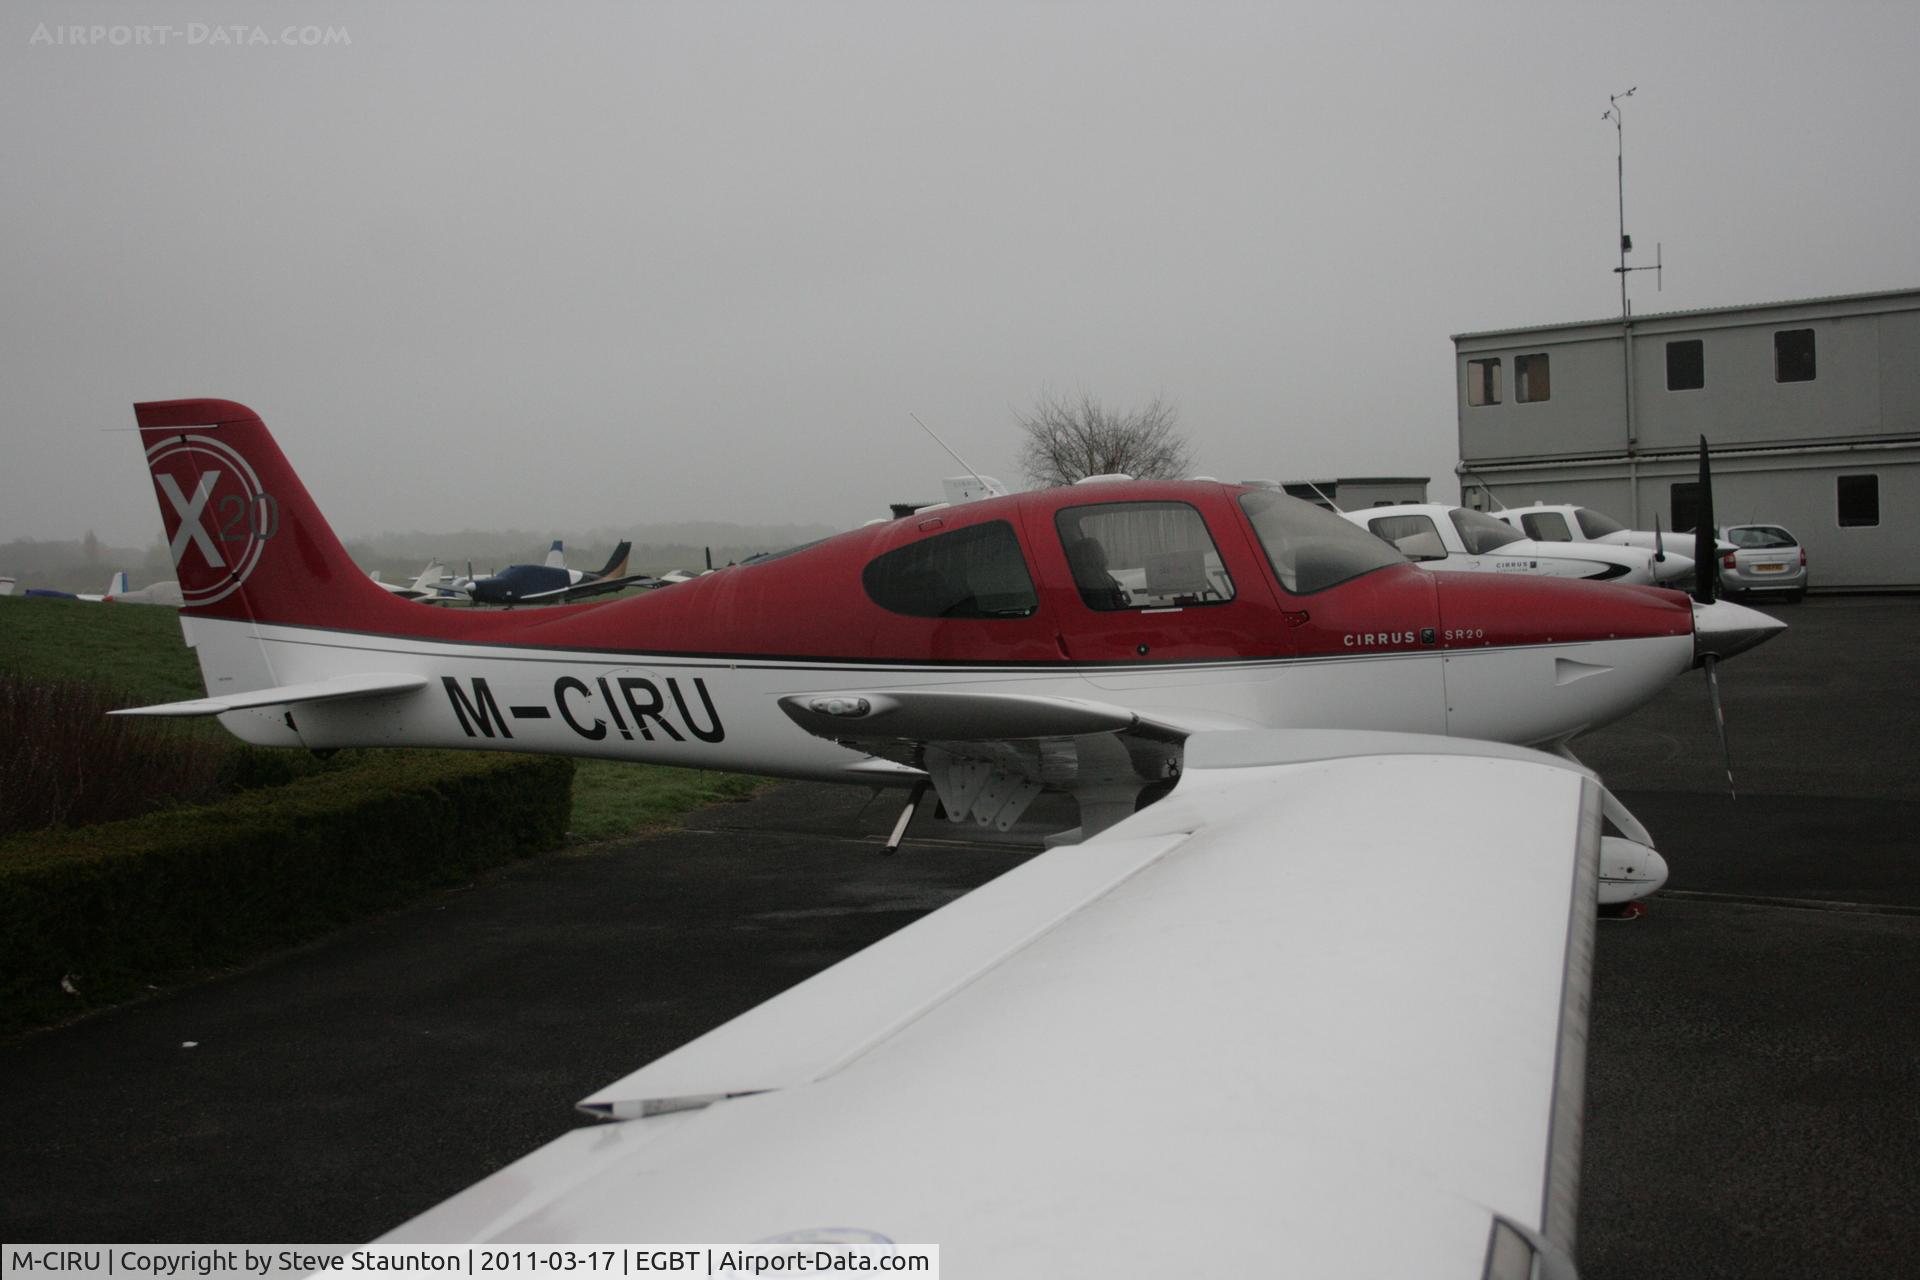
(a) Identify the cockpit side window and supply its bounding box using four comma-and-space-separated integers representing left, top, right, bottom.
1239, 490, 1405, 593
862, 520, 1038, 618
1054, 501, 1236, 612
1521, 511, 1573, 541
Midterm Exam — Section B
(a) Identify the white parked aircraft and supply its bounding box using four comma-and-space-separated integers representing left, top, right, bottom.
1492, 502, 1728, 580
18, 570, 180, 604
117, 398, 1783, 1269
1347, 502, 1692, 586
369, 560, 448, 602
75, 570, 130, 601
105, 576, 184, 606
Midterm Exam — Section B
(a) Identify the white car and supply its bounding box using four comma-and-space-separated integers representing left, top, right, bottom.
1488, 503, 1706, 586
1346, 503, 1685, 585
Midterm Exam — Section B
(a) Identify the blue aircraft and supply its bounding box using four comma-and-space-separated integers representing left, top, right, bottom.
452, 540, 659, 606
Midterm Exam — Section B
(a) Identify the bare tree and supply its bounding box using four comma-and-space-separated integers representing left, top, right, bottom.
1016, 389, 1192, 488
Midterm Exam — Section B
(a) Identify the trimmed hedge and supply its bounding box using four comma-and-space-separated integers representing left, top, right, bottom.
0, 750, 573, 1031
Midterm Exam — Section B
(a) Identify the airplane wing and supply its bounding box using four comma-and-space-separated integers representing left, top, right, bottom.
780, 688, 1202, 832
109, 672, 430, 717
566, 572, 662, 599
513, 574, 663, 603
384, 730, 1598, 1277
779, 687, 1195, 743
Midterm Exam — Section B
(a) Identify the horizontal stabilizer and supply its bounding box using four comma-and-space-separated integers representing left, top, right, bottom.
110, 672, 429, 718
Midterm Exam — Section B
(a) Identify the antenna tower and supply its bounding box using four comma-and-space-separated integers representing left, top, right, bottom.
1604, 88, 1663, 314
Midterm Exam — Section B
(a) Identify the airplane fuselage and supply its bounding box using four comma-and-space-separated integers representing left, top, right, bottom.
467, 563, 586, 605
189, 573, 1694, 785
130, 398, 1704, 783
123, 398, 1786, 907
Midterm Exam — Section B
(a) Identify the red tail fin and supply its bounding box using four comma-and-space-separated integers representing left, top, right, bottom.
135, 398, 427, 629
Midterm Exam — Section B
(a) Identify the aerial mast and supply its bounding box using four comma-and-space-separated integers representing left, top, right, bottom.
1604, 88, 1662, 524
1604, 88, 1663, 315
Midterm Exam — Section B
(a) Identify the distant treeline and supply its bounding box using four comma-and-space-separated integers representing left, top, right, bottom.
0, 537, 171, 594
347, 522, 840, 579
4, 520, 841, 593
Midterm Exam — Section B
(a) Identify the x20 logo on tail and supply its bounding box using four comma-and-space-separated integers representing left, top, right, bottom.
146, 433, 279, 605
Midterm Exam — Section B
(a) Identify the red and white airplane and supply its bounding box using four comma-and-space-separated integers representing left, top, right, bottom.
120, 398, 1781, 1270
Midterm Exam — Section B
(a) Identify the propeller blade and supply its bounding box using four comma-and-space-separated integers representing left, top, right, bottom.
1653, 514, 1665, 562
1704, 654, 1735, 798
1692, 435, 1718, 604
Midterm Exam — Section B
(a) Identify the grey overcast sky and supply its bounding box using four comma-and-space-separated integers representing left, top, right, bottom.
4, 0, 1918, 547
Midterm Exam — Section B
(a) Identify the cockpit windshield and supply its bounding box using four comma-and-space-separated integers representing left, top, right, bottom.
1574, 507, 1628, 538
1237, 490, 1405, 594
1450, 507, 1527, 554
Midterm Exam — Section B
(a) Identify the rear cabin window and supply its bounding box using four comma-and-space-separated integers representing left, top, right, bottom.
1054, 501, 1235, 611
1521, 511, 1573, 541
862, 520, 1038, 618
1239, 490, 1404, 594
1365, 513, 1447, 561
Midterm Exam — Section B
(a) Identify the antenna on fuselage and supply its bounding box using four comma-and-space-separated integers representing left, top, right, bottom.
909, 412, 995, 497
1459, 465, 1509, 511
1301, 481, 1345, 513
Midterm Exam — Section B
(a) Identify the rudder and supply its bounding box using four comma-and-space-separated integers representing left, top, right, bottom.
134, 398, 423, 629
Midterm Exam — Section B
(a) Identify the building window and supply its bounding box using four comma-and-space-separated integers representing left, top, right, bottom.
1837, 474, 1879, 527
1670, 482, 1706, 534
1775, 329, 1816, 383
1467, 358, 1502, 406
1514, 353, 1550, 403
1667, 339, 1705, 391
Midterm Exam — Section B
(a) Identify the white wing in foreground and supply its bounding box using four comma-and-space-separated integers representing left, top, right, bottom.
385, 730, 1598, 1278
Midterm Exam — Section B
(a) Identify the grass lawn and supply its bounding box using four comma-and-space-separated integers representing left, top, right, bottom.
0, 595, 205, 703
568, 759, 766, 842
1, 596, 772, 839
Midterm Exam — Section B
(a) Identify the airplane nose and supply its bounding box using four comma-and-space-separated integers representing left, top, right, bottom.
1652, 552, 1696, 583
1692, 597, 1788, 666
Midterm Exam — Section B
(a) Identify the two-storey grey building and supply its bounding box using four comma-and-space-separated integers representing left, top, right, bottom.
1453, 287, 1919, 591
